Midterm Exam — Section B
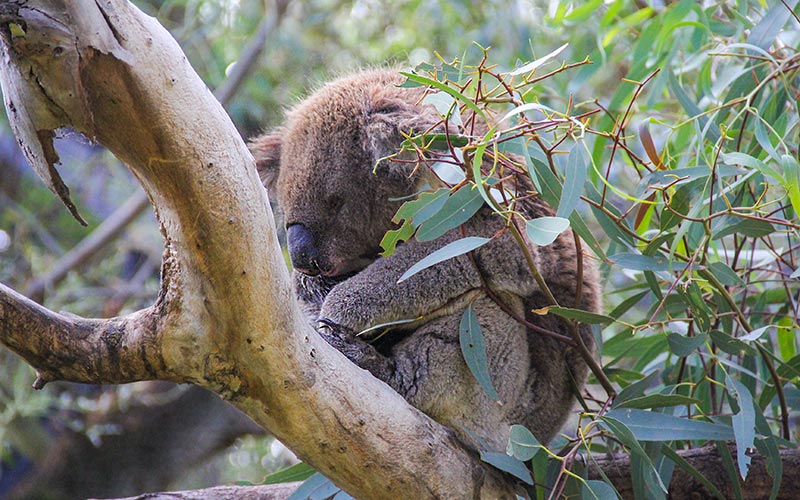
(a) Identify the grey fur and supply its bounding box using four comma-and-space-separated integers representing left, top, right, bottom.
250, 69, 600, 451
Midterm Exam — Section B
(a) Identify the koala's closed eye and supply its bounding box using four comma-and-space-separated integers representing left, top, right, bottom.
370, 104, 402, 115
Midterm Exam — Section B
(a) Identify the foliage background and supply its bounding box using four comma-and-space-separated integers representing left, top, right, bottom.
0, 0, 798, 498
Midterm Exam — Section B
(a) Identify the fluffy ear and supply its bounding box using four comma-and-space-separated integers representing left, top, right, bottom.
364, 97, 444, 169
248, 129, 283, 194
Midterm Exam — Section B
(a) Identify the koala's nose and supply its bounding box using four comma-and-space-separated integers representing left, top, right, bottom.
286, 224, 322, 276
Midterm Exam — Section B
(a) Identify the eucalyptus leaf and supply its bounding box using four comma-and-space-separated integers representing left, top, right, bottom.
712, 218, 774, 240
610, 253, 672, 272
416, 185, 484, 242
507, 424, 541, 461
725, 374, 756, 480
543, 306, 616, 325
264, 462, 316, 485
398, 237, 490, 283
599, 416, 667, 497
392, 188, 451, 226
480, 451, 534, 485
286, 473, 340, 500
604, 409, 734, 441
525, 216, 570, 246
616, 394, 702, 410
666, 332, 707, 357
460, 304, 499, 400
707, 262, 745, 287
747, 0, 800, 50
509, 43, 568, 76
557, 144, 589, 218
581, 479, 621, 500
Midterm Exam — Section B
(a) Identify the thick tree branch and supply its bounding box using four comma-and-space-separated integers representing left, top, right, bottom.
0, 1, 518, 498
0, 282, 168, 387
97, 483, 302, 500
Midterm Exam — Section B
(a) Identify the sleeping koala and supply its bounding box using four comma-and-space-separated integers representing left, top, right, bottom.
250, 69, 599, 451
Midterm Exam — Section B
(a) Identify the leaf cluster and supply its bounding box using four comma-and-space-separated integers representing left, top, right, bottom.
286, 1, 800, 498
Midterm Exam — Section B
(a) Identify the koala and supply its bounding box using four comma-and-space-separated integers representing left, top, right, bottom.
250, 69, 599, 451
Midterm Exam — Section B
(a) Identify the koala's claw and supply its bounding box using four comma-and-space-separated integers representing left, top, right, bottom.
316, 317, 356, 343
317, 317, 347, 334
316, 317, 372, 364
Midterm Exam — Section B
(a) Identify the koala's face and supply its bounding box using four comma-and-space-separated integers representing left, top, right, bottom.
250, 70, 442, 278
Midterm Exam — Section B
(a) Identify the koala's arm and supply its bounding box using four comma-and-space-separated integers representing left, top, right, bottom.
318, 208, 550, 333
318, 233, 487, 334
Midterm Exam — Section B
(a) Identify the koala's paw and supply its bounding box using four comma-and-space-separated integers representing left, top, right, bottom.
316, 318, 364, 362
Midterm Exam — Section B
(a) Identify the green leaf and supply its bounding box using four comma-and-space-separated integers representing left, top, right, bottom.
615, 371, 660, 405
782, 154, 800, 215
400, 72, 484, 117
716, 442, 744, 500
480, 451, 534, 485
659, 445, 727, 500
525, 216, 570, 246
747, 0, 800, 50
720, 152, 783, 184
754, 410, 782, 500
707, 262, 745, 287
264, 462, 316, 484
668, 71, 720, 143
509, 43, 568, 76
667, 332, 708, 357
599, 415, 667, 497
460, 304, 499, 401
398, 236, 490, 283
616, 394, 702, 410
507, 424, 541, 461
710, 330, 756, 356
392, 188, 451, 227
421, 92, 462, 126
581, 479, 621, 500
380, 219, 414, 257
712, 218, 775, 240
754, 118, 780, 164
610, 253, 672, 272
287, 473, 340, 500
604, 409, 734, 441
416, 185, 485, 242
725, 375, 756, 480
557, 144, 588, 218
401, 132, 469, 150
544, 306, 616, 325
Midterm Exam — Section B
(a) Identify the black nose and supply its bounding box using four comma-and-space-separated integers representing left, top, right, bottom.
286, 224, 321, 276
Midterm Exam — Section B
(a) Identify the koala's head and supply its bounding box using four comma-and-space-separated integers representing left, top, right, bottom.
250, 69, 443, 278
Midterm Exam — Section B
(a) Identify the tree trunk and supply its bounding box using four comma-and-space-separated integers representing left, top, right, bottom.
0, 1, 517, 498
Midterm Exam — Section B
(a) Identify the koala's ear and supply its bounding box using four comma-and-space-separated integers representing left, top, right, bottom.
364, 97, 443, 167
248, 130, 283, 193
